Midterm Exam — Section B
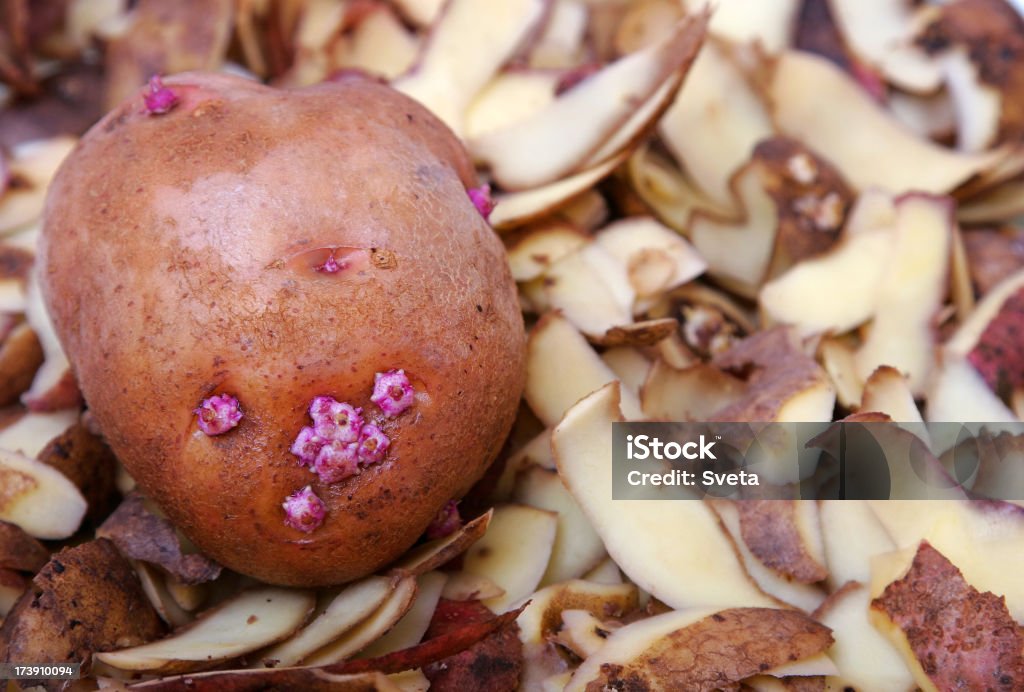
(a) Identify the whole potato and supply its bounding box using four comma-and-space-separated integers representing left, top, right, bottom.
39, 72, 526, 586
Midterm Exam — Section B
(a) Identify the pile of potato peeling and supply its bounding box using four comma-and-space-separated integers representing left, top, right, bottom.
1, 0, 1024, 690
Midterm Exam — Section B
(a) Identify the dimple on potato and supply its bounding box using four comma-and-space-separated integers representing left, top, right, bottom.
38, 72, 526, 587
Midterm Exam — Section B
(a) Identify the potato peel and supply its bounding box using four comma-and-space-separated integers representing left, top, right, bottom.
126, 601, 524, 687
963, 227, 1024, 296
752, 137, 853, 278
462, 503, 557, 614
37, 421, 120, 525
711, 328, 835, 423
97, 493, 222, 585
127, 669, 400, 691
0, 567, 28, 618
392, 0, 549, 135
390, 509, 492, 577
569, 607, 833, 692
552, 382, 775, 610
710, 500, 827, 613
812, 581, 914, 690
0, 321, 42, 406
771, 50, 1004, 194
870, 541, 1024, 692
918, 0, 1024, 147
254, 576, 397, 669
0, 446, 87, 540
736, 501, 829, 584
0, 539, 164, 682
96, 586, 316, 675
472, 10, 709, 190
0, 519, 48, 573
103, 0, 234, 110
488, 152, 627, 231
331, 601, 524, 677
659, 37, 774, 210
300, 576, 418, 666
967, 286, 1024, 398
828, 0, 939, 93
517, 580, 638, 645
420, 598, 524, 692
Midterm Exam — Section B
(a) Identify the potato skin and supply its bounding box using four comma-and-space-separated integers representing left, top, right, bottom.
39, 73, 526, 586
0, 539, 164, 686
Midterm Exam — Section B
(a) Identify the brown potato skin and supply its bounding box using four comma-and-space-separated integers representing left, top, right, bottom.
38, 73, 526, 586
0, 539, 164, 684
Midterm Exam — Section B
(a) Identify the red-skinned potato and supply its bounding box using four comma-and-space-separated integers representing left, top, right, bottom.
38, 72, 526, 587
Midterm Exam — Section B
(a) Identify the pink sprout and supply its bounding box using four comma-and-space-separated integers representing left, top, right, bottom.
310, 397, 363, 442
291, 397, 364, 467
356, 423, 390, 465
314, 439, 361, 483
194, 394, 243, 436
425, 500, 462, 540
312, 422, 391, 483
467, 185, 495, 222
371, 369, 415, 417
315, 254, 343, 273
282, 486, 326, 533
144, 75, 179, 115
292, 387, 396, 482
290, 426, 324, 467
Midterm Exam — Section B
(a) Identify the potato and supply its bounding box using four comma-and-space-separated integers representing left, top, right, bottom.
38, 72, 526, 586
